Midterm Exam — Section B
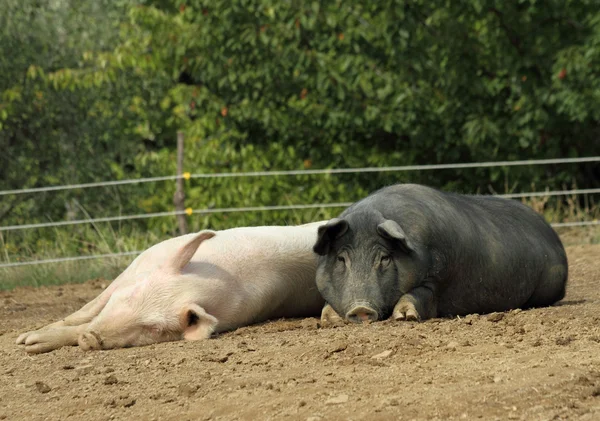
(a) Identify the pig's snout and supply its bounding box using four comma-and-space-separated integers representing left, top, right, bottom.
346, 305, 378, 323
78, 331, 103, 351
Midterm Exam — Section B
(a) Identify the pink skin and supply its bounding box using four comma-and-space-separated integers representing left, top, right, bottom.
17, 231, 218, 353
16, 222, 325, 354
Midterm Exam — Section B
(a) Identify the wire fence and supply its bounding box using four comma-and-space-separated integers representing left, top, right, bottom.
2, 156, 600, 196
1, 156, 599, 268
1, 219, 597, 269
1, 187, 600, 232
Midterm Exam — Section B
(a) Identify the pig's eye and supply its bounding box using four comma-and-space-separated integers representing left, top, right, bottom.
336, 255, 346, 264
380, 255, 392, 266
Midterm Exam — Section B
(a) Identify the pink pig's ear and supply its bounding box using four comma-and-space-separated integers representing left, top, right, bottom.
168, 230, 216, 273
180, 303, 218, 341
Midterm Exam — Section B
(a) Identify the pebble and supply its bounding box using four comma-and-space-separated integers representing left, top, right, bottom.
328, 342, 348, 353
446, 341, 459, 351
35, 381, 51, 394
371, 349, 393, 359
75, 365, 94, 375
464, 314, 479, 325
178, 383, 197, 397
104, 375, 118, 385
325, 394, 349, 405
555, 336, 573, 346
300, 318, 319, 330
487, 313, 504, 322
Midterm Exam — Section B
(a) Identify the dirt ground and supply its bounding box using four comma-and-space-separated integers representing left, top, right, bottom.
1, 245, 600, 421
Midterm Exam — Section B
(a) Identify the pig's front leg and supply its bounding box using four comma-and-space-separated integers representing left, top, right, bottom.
16, 283, 117, 345
393, 283, 437, 322
320, 303, 345, 326
24, 323, 90, 354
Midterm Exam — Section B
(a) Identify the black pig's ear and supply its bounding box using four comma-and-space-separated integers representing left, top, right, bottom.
377, 219, 414, 254
313, 218, 349, 255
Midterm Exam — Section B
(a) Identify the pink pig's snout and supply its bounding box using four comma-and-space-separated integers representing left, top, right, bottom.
78, 331, 103, 351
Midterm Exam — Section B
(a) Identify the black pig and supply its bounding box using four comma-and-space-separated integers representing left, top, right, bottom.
313, 184, 568, 323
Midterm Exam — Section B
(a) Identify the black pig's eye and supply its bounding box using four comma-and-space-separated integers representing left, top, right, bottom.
336, 255, 345, 264
380, 255, 391, 265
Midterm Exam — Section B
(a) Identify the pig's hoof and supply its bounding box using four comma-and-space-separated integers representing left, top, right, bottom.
320, 304, 345, 327
16, 331, 35, 345
23, 332, 63, 354
393, 301, 421, 322
78, 331, 102, 351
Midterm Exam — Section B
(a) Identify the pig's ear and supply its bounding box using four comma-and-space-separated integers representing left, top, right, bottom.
180, 303, 218, 341
377, 220, 414, 253
169, 231, 216, 273
313, 218, 349, 255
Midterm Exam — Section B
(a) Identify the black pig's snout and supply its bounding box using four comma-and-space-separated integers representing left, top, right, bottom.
346, 305, 379, 323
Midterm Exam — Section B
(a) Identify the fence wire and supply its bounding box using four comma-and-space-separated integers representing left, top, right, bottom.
2, 157, 599, 267
2, 156, 599, 196
2, 188, 600, 232
0, 219, 598, 269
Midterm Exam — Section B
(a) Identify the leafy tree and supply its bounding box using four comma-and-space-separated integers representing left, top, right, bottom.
1, 0, 599, 259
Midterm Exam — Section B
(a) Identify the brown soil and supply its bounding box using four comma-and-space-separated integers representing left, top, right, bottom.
1, 245, 600, 421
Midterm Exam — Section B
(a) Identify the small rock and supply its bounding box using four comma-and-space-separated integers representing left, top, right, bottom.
487, 313, 504, 322
328, 342, 348, 353
446, 341, 459, 351
121, 397, 136, 408
62, 365, 74, 370
178, 383, 197, 397
105, 367, 115, 373
388, 398, 399, 406
326, 394, 349, 405
104, 375, 118, 385
299, 400, 307, 407
371, 349, 393, 359
35, 381, 51, 394
238, 341, 257, 352
200, 411, 215, 421
556, 336, 573, 346
300, 318, 319, 330
75, 365, 94, 375
464, 314, 479, 325
591, 386, 600, 397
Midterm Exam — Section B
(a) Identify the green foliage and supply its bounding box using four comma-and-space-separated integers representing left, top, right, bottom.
1, 0, 600, 287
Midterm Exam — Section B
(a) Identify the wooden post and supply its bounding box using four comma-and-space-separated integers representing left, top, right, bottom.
174, 131, 188, 235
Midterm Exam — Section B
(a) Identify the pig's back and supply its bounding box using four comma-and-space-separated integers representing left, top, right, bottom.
346, 183, 567, 315
192, 223, 325, 324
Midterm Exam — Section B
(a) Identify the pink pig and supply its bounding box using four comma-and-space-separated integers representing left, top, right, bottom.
16, 223, 325, 353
